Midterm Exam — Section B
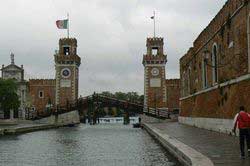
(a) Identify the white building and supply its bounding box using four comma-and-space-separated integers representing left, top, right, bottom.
0, 53, 28, 119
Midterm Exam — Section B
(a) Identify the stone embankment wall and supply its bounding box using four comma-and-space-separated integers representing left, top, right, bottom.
36, 110, 80, 126
143, 123, 214, 166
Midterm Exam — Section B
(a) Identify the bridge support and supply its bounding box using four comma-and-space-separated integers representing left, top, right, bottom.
124, 111, 130, 125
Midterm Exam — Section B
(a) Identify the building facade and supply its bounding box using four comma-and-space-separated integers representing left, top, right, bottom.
28, 79, 56, 115
142, 37, 180, 113
29, 38, 81, 115
179, 0, 250, 133
1, 53, 28, 119
166, 79, 180, 112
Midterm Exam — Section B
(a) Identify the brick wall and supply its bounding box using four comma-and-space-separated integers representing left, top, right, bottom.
29, 79, 56, 114
180, 0, 250, 119
180, 79, 250, 119
166, 79, 180, 112
146, 66, 167, 108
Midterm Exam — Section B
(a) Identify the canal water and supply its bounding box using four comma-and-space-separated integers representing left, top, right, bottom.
0, 124, 181, 166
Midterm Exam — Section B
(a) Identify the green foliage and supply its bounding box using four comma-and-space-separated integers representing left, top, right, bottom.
98, 91, 144, 117
100, 91, 113, 98
0, 79, 20, 111
100, 91, 144, 103
114, 92, 127, 100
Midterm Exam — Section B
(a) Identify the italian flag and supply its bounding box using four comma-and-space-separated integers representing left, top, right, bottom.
56, 19, 68, 29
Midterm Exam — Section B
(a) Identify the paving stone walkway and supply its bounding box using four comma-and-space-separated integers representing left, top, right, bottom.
150, 122, 250, 166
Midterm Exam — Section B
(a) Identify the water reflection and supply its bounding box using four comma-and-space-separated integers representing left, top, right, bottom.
0, 124, 181, 166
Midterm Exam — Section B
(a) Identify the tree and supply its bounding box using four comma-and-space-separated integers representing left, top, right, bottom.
0, 79, 20, 118
114, 92, 127, 100
139, 95, 144, 104
100, 91, 113, 98
127, 92, 140, 102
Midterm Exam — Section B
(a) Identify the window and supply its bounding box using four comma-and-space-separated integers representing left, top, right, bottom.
63, 46, 70, 55
202, 58, 208, 89
182, 72, 185, 96
188, 67, 191, 94
212, 44, 218, 83
152, 47, 158, 56
39, 91, 44, 98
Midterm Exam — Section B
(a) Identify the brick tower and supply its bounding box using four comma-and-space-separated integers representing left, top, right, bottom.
142, 37, 167, 111
54, 38, 81, 107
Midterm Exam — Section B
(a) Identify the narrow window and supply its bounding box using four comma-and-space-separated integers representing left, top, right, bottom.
181, 72, 185, 96
202, 58, 208, 89
39, 91, 44, 98
63, 46, 70, 55
152, 47, 158, 56
188, 67, 191, 94
212, 44, 218, 83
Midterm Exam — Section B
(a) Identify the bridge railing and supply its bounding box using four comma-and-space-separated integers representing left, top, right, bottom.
143, 107, 169, 118
50, 94, 178, 120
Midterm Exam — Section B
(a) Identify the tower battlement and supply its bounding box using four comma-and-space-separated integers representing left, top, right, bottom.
59, 38, 77, 45
146, 37, 164, 48
57, 38, 78, 56
143, 37, 167, 65
146, 37, 164, 43
55, 38, 81, 66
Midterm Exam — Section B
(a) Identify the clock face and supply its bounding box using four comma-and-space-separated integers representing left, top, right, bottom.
151, 68, 159, 76
61, 68, 71, 78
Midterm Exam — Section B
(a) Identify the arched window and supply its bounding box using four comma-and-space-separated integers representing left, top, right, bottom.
188, 67, 191, 94
212, 43, 218, 83
182, 72, 186, 96
202, 58, 208, 89
248, 13, 250, 73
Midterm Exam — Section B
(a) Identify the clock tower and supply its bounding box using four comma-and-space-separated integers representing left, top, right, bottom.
54, 38, 81, 107
142, 37, 167, 111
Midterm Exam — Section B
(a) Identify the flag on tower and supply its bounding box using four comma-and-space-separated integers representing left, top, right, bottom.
150, 16, 154, 19
56, 19, 68, 29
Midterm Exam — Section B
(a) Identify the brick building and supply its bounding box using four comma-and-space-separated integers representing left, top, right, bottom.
179, 0, 250, 133
29, 38, 81, 115
166, 79, 180, 112
28, 79, 56, 115
142, 37, 180, 113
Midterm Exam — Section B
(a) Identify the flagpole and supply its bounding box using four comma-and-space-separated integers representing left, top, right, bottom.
153, 11, 155, 38
67, 13, 69, 38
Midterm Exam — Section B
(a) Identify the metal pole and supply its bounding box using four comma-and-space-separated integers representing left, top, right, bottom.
154, 11, 156, 37
67, 13, 69, 38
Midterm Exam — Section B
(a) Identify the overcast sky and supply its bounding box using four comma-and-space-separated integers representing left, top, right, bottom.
0, 0, 227, 96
